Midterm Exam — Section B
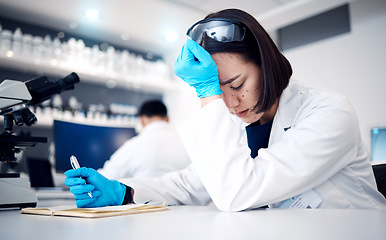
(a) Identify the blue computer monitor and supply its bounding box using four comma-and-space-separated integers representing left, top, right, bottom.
371, 128, 386, 162
54, 120, 137, 172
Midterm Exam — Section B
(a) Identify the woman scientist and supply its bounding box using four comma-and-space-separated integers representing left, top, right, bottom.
65, 9, 386, 210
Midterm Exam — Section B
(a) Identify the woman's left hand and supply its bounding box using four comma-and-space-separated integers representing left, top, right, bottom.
174, 39, 222, 98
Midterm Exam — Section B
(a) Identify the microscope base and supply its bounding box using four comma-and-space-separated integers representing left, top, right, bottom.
0, 177, 37, 209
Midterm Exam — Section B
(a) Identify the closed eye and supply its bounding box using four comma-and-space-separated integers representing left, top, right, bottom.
231, 81, 244, 90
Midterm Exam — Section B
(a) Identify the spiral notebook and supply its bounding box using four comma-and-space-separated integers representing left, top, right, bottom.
20, 203, 169, 218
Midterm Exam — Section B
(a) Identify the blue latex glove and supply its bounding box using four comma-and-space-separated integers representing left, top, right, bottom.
64, 167, 126, 208
174, 39, 222, 98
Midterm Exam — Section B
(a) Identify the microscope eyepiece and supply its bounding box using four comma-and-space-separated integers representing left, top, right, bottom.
58, 72, 80, 91
25, 72, 80, 105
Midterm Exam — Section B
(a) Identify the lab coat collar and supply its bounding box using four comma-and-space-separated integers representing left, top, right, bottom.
141, 120, 169, 134
231, 80, 301, 147
269, 80, 301, 145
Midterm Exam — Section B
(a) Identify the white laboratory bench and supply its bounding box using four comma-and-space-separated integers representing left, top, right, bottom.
1, 196, 386, 240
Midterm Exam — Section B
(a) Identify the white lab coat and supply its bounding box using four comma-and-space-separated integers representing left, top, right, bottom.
98, 121, 190, 180
120, 81, 386, 211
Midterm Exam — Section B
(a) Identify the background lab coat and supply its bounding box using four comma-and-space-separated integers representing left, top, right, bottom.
120, 80, 386, 211
98, 121, 190, 179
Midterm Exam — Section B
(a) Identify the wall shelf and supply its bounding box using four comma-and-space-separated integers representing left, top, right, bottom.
0, 108, 138, 128
0, 54, 178, 94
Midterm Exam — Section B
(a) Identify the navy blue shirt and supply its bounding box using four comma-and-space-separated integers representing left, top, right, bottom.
245, 120, 273, 158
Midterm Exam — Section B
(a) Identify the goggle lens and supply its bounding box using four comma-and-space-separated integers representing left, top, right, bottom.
187, 19, 246, 44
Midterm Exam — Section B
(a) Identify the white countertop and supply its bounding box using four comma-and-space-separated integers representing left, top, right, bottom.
1, 197, 386, 240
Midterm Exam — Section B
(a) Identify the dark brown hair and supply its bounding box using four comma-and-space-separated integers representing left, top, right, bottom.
201, 9, 292, 113
138, 100, 167, 117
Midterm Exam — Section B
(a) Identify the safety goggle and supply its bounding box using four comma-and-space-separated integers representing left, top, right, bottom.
186, 18, 246, 44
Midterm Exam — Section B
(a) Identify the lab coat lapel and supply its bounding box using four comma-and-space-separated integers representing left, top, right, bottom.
269, 81, 301, 146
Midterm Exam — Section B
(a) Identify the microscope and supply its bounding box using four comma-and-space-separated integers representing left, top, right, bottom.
0, 72, 79, 208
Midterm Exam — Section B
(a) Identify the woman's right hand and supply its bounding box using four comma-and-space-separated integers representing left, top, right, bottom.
174, 39, 222, 98
64, 167, 126, 208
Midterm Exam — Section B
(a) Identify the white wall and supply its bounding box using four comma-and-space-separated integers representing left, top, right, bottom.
162, 44, 201, 128
163, 80, 200, 128
284, 0, 386, 153
164, 0, 386, 155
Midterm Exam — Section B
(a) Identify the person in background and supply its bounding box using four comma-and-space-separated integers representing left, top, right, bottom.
65, 9, 386, 210
97, 100, 190, 179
